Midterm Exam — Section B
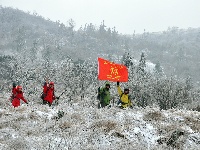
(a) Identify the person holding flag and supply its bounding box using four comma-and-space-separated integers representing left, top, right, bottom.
97, 57, 130, 108
116, 81, 133, 109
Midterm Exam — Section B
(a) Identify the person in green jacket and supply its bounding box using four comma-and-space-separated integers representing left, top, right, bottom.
117, 81, 133, 109
98, 82, 111, 108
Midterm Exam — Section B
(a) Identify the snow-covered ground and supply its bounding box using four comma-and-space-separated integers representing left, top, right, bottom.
0, 95, 199, 150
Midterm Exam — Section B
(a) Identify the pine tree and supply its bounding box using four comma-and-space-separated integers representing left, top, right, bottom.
122, 52, 133, 68
154, 62, 163, 77
137, 52, 146, 77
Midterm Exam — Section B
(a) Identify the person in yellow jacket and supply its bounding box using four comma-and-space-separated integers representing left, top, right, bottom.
117, 81, 133, 109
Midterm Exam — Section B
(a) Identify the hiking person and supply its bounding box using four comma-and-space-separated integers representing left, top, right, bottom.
98, 82, 111, 108
42, 79, 56, 106
117, 81, 133, 109
12, 85, 28, 108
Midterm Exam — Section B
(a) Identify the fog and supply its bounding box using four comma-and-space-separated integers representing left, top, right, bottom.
1, 0, 200, 34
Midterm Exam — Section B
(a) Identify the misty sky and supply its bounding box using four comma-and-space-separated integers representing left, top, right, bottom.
0, 0, 200, 34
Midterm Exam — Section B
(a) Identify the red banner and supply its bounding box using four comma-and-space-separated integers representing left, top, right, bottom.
98, 57, 128, 82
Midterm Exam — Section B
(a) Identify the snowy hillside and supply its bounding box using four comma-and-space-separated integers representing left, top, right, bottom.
0, 95, 199, 150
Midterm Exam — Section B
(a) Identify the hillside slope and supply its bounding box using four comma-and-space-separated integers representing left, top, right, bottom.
0, 94, 199, 150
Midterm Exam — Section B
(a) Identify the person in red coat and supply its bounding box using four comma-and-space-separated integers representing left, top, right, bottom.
12, 85, 28, 108
42, 80, 56, 106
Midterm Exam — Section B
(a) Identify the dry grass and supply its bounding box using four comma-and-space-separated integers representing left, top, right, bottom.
157, 124, 182, 135
71, 113, 83, 122
15, 115, 27, 122
59, 121, 72, 130
0, 111, 3, 118
0, 99, 10, 107
156, 128, 186, 149
26, 130, 34, 136
111, 132, 125, 139
0, 121, 10, 129
91, 120, 117, 133
0, 118, 22, 130
183, 116, 200, 132
5, 138, 30, 150
15, 106, 27, 113
10, 122, 21, 130
29, 112, 39, 120
143, 111, 164, 121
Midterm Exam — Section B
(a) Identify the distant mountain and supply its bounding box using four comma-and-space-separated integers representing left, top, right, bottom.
1, 6, 200, 83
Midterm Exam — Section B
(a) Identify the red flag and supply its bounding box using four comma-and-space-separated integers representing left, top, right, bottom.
98, 57, 128, 82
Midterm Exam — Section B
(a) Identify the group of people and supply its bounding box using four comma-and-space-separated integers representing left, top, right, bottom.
9, 79, 133, 109
10, 79, 57, 108
98, 81, 133, 109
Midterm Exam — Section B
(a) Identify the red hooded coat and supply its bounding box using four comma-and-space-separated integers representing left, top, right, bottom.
43, 82, 55, 104
12, 87, 27, 108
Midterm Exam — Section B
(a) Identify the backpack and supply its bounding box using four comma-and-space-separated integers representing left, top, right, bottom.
40, 92, 45, 100
97, 87, 101, 100
40, 87, 50, 100
97, 87, 106, 100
